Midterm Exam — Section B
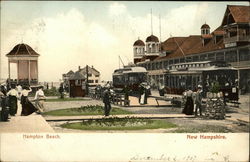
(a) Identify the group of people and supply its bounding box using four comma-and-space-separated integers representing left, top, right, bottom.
182, 86, 203, 116
0, 83, 46, 121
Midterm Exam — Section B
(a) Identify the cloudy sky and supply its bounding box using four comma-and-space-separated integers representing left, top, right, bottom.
0, 1, 248, 82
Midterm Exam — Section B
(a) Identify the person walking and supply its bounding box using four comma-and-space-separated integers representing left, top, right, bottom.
34, 86, 46, 114
6, 84, 18, 116
16, 84, 22, 99
123, 85, 130, 106
144, 83, 150, 104
1, 85, 7, 96
182, 87, 194, 115
138, 83, 144, 104
103, 87, 111, 116
194, 87, 203, 117
59, 83, 64, 99
21, 86, 37, 116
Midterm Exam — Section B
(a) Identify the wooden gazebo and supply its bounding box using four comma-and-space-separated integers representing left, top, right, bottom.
6, 43, 40, 85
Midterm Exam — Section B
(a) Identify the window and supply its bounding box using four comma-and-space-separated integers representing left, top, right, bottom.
193, 56, 199, 62
88, 80, 94, 83
174, 59, 179, 64
95, 75, 99, 77
152, 63, 155, 70
95, 80, 98, 83
152, 44, 156, 53
216, 52, 224, 61
240, 48, 250, 61
200, 54, 207, 61
88, 74, 92, 77
225, 50, 237, 62
75, 80, 81, 85
180, 58, 185, 63
208, 53, 215, 61
186, 57, 192, 62
159, 62, 162, 69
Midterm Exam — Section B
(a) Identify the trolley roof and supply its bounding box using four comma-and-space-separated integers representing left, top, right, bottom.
113, 66, 147, 75
167, 61, 237, 74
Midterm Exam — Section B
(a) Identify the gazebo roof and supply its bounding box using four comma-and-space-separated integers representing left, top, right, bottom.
6, 43, 40, 57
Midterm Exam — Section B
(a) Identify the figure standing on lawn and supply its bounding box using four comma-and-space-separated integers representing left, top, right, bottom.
59, 83, 64, 99
103, 87, 111, 116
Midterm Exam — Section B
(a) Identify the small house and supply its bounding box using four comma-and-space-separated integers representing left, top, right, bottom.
68, 71, 86, 97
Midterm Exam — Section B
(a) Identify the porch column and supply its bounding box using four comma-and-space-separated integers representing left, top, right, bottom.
237, 25, 239, 41
237, 49, 240, 94
17, 60, 19, 83
8, 60, 10, 79
37, 60, 39, 83
28, 60, 31, 84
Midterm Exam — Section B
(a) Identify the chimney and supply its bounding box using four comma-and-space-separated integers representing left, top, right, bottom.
78, 66, 81, 71
91, 65, 93, 69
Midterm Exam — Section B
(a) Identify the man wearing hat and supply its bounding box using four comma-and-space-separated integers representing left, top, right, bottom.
102, 86, 111, 116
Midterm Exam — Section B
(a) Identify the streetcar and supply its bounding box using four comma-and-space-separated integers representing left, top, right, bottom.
112, 65, 148, 94
163, 61, 239, 101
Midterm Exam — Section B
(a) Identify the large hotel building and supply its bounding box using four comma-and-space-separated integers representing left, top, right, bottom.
133, 5, 250, 93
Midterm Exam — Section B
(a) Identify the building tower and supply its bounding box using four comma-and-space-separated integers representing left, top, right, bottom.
201, 23, 210, 35
6, 43, 40, 85
201, 23, 212, 46
133, 39, 145, 64
145, 35, 160, 61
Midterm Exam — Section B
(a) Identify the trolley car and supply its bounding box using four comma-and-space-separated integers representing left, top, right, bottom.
112, 66, 148, 94
164, 61, 239, 101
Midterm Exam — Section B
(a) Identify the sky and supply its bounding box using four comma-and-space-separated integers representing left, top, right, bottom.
0, 1, 249, 82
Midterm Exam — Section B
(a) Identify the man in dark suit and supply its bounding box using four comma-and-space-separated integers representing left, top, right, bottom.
103, 87, 111, 116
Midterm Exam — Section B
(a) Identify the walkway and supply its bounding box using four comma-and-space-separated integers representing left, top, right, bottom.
0, 101, 54, 133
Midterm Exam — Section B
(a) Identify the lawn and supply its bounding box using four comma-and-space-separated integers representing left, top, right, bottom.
43, 105, 133, 116
171, 124, 231, 133
45, 98, 91, 102
61, 117, 177, 130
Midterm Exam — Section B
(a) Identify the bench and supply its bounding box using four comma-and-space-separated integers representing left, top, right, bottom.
111, 93, 130, 106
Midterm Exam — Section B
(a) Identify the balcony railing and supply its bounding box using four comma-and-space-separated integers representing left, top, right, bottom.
224, 35, 250, 44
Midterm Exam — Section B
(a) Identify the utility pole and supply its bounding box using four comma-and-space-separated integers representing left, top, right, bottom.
86, 65, 89, 96
151, 8, 153, 35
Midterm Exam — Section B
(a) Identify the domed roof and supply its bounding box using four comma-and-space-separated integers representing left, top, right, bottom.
133, 39, 145, 46
146, 35, 159, 42
6, 43, 40, 56
201, 23, 210, 29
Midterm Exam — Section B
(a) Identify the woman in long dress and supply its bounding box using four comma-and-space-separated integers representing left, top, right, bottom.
182, 88, 194, 115
21, 86, 37, 116
6, 84, 18, 116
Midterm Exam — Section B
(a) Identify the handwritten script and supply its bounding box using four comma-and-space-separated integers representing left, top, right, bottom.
130, 152, 230, 162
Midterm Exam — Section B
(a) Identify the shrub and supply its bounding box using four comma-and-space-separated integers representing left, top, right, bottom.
44, 87, 60, 96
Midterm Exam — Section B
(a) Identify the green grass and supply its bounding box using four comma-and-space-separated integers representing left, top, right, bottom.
43, 105, 133, 116
45, 98, 91, 102
172, 125, 231, 133
61, 117, 177, 130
